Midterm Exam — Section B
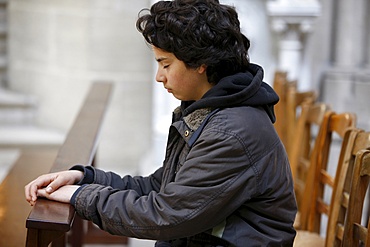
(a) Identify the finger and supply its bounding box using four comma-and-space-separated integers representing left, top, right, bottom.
25, 180, 38, 203
46, 177, 65, 193
31, 182, 43, 202
25, 186, 32, 203
27, 178, 49, 201
32, 174, 57, 194
37, 188, 47, 198
25, 183, 39, 206
24, 182, 32, 202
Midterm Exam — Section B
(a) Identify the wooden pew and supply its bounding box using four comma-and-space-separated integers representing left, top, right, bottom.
20, 82, 127, 246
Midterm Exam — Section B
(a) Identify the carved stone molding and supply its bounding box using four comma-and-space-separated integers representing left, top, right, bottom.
267, 0, 321, 33
267, 0, 321, 81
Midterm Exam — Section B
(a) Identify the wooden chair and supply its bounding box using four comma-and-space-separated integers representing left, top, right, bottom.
325, 129, 370, 246
289, 102, 330, 229
273, 70, 290, 145
289, 102, 330, 193
293, 111, 356, 246
302, 111, 356, 232
285, 84, 317, 155
272, 70, 317, 154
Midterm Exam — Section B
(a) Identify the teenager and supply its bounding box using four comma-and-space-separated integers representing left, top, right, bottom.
25, 0, 297, 246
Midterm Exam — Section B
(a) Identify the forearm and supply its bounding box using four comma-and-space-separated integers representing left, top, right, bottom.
70, 165, 163, 195
70, 163, 252, 240
71, 184, 210, 240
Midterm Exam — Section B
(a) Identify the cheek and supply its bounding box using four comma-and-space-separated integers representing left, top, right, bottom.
172, 75, 188, 91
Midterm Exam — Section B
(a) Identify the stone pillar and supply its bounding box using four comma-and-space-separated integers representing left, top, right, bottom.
353, 0, 370, 130
321, 0, 369, 123
272, 22, 303, 81
366, 1, 370, 68
0, 1, 7, 87
267, 0, 321, 89
333, 0, 365, 68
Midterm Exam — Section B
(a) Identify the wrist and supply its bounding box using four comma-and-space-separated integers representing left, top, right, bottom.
70, 170, 84, 184
69, 165, 94, 184
70, 184, 86, 205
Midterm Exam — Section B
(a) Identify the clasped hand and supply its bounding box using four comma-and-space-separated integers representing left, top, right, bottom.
24, 170, 83, 206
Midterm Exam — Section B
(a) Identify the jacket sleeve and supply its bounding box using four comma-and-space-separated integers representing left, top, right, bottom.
71, 164, 163, 196
71, 125, 265, 241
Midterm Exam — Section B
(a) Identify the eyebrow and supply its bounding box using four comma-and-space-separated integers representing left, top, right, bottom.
156, 57, 168, 63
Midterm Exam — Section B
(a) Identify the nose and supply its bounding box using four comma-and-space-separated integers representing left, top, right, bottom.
155, 68, 166, 83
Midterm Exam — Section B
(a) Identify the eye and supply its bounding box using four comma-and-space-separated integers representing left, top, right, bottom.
163, 65, 169, 69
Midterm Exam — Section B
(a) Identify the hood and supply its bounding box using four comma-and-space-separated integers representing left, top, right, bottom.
181, 63, 279, 123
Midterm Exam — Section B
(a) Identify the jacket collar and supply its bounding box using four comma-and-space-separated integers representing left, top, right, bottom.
183, 108, 213, 131
172, 107, 218, 148
173, 106, 213, 131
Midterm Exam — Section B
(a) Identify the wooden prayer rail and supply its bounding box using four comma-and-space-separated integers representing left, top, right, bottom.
0, 148, 59, 247
25, 82, 113, 246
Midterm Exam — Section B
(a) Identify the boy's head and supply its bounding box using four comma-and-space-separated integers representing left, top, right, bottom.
136, 0, 250, 84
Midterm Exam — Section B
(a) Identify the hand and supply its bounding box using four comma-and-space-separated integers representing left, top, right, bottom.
36, 185, 80, 204
25, 170, 83, 206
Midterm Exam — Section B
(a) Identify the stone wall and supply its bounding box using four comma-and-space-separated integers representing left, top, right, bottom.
320, 0, 370, 130
7, 0, 154, 174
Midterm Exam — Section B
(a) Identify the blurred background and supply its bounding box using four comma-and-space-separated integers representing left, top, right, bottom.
0, 0, 369, 246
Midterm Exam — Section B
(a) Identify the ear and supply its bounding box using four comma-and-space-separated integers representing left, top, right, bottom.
197, 64, 207, 74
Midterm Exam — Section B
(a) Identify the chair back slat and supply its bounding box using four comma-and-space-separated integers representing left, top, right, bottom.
326, 130, 370, 246
273, 70, 289, 143
342, 149, 370, 246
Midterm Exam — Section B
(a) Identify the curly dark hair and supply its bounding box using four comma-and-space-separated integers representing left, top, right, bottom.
136, 0, 250, 84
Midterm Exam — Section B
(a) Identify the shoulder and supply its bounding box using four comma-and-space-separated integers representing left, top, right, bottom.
208, 106, 275, 133
204, 106, 282, 157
